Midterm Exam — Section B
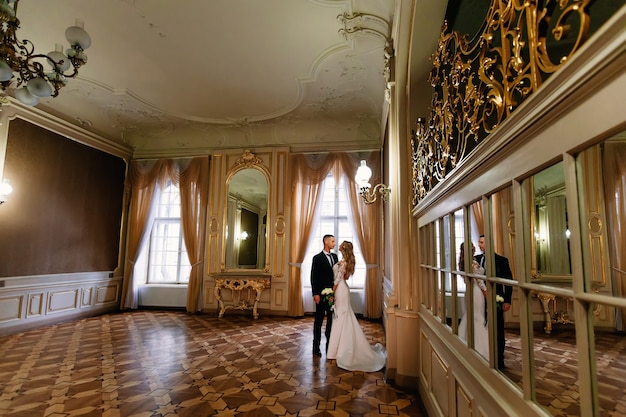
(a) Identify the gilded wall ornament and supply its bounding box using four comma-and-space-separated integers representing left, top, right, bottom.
412, 0, 595, 206
235, 149, 262, 167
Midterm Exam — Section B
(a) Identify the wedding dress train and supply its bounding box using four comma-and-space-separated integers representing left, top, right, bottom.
326, 262, 386, 372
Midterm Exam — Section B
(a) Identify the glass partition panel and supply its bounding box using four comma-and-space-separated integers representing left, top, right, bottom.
447, 210, 465, 331
434, 218, 441, 269
531, 290, 579, 417
594, 302, 626, 416
496, 282, 520, 373
439, 215, 451, 322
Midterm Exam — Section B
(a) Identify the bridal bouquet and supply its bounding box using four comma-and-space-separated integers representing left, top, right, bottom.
321, 287, 334, 310
496, 295, 504, 308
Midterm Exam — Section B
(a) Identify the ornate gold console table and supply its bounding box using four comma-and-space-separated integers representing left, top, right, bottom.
213, 275, 271, 319
533, 291, 574, 334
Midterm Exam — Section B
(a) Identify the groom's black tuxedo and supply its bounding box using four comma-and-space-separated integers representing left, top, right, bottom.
311, 251, 337, 297
311, 251, 338, 355
475, 252, 513, 369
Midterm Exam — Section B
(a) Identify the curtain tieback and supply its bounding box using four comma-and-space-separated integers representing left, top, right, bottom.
289, 262, 303, 268
365, 263, 379, 269
190, 260, 203, 267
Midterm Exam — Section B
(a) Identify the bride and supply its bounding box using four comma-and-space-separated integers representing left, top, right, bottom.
457, 242, 489, 359
326, 241, 386, 372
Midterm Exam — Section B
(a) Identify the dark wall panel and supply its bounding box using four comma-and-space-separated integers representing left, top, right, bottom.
0, 118, 126, 277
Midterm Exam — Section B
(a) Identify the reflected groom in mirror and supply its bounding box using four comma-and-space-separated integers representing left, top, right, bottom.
476, 235, 513, 370
311, 234, 337, 357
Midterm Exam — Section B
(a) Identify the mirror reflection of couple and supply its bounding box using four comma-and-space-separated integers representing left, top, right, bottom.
458, 235, 512, 370
311, 235, 386, 372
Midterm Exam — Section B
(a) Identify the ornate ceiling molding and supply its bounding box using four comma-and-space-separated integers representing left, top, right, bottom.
337, 12, 394, 102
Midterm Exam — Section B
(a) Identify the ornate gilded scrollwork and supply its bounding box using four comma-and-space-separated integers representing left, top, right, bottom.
235, 149, 262, 168
412, 0, 594, 206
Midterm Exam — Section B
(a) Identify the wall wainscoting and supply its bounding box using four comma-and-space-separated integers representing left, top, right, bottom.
0, 272, 121, 335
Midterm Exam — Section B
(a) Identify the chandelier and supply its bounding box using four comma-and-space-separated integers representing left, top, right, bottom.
0, 0, 91, 106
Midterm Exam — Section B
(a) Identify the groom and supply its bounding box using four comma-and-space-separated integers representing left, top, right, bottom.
475, 235, 513, 370
311, 234, 337, 357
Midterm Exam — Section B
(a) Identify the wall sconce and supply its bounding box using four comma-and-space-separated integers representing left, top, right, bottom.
0, 178, 13, 204
355, 160, 390, 204
239, 231, 249, 240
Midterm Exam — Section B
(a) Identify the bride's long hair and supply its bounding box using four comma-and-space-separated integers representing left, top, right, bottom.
339, 241, 355, 278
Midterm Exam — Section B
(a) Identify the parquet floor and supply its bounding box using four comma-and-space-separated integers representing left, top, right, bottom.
502, 327, 626, 417
0, 311, 425, 417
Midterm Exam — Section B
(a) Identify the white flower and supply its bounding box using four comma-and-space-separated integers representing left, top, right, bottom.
321, 288, 333, 296
496, 295, 504, 303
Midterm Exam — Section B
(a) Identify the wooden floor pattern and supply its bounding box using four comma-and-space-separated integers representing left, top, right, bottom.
0, 310, 425, 417
502, 326, 626, 417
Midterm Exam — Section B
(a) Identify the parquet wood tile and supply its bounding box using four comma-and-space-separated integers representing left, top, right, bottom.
0, 311, 423, 417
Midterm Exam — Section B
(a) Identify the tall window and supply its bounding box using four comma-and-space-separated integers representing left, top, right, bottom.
147, 182, 191, 284
302, 173, 366, 312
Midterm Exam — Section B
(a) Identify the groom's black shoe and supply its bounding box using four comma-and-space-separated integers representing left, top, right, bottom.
313, 348, 322, 357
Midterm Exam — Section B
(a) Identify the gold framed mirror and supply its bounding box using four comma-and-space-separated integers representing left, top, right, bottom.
528, 161, 572, 283
223, 161, 269, 272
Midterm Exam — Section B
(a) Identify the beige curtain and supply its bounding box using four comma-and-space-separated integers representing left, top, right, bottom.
472, 201, 484, 236
492, 187, 515, 273
179, 157, 210, 313
339, 153, 382, 318
546, 195, 570, 274
121, 160, 176, 309
287, 152, 383, 317
287, 154, 335, 316
603, 141, 626, 330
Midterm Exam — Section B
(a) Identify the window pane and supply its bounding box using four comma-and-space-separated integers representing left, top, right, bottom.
147, 182, 190, 284
302, 172, 367, 311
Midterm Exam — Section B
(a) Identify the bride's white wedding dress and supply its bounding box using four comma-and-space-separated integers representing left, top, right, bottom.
326, 261, 386, 372
458, 261, 489, 358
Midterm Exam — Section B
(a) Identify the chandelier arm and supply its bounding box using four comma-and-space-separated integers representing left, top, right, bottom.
1, 0, 90, 105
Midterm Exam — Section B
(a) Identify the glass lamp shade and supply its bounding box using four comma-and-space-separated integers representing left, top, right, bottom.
26, 77, 53, 98
47, 50, 71, 72
0, 60, 13, 82
65, 26, 91, 50
0, 1, 16, 18
355, 160, 372, 188
15, 86, 40, 105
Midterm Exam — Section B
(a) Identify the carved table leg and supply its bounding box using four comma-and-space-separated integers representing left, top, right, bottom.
214, 286, 225, 318
537, 292, 556, 334
252, 287, 265, 319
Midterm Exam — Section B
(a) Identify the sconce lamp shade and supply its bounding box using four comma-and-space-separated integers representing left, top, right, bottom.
0, 179, 13, 204
0, 179, 12, 196
355, 160, 372, 189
